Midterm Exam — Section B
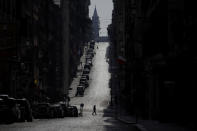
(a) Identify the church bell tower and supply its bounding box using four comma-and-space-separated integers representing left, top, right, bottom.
92, 6, 100, 42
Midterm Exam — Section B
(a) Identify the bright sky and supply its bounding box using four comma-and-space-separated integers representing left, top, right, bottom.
89, 0, 113, 36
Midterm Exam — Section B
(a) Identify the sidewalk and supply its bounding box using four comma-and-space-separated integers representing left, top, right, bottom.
116, 107, 195, 131
109, 83, 195, 131
68, 47, 87, 98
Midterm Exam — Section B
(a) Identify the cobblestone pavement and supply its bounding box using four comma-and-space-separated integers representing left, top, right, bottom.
0, 42, 139, 131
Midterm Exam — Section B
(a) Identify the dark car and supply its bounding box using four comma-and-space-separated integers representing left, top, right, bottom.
58, 102, 67, 117
82, 74, 89, 80
87, 49, 94, 55
0, 95, 21, 124
15, 98, 33, 122
90, 40, 95, 45
86, 59, 93, 66
81, 76, 88, 82
84, 64, 91, 70
78, 83, 86, 89
87, 48, 94, 52
86, 54, 93, 60
87, 50, 94, 57
86, 57, 92, 62
0, 94, 9, 100
90, 40, 95, 49
80, 77, 87, 82
65, 106, 78, 117
32, 103, 54, 119
80, 78, 89, 88
83, 68, 90, 75
80, 77, 88, 83
90, 44, 95, 49
75, 86, 85, 96
0, 98, 11, 123
79, 81, 89, 88
50, 103, 64, 118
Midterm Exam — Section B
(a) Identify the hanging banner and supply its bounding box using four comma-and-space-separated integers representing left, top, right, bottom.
117, 55, 126, 64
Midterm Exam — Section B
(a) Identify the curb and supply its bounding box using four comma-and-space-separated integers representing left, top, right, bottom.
136, 124, 148, 131
117, 117, 137, 124
116, 117, 148, 131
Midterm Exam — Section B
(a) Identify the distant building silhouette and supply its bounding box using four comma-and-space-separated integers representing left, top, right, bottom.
92, 6, 109, 42
92, 6, 100, 42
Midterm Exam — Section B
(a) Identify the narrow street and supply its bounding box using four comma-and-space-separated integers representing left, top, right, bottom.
70, 42, 111, 112
1, 1, 196, 131
0, 42, 138, 131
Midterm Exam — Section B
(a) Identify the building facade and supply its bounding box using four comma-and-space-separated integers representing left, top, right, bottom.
109, 0, 196, 126
0, 0, 92, 104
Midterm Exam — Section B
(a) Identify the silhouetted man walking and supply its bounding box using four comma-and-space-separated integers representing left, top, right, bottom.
79, 103, 84, 116
92, 105, 97, 115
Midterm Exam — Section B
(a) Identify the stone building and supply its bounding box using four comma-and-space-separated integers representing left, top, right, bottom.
0, 0, 18, 96
68, 0, 91, 82
0, 0, 92, 103
109, 0, 196, 126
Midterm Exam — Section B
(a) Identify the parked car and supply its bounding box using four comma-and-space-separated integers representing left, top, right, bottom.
86, 60, 93, 66
90, 40, 95, 45
80, 77, 87, 82
50, 103, 64, 118
65, 106, 78, 117
83, 68, 90, 74
90, 44, 95, 49
82, 74, 89, 80
87, 49, 94, 54
84, 64, 91, 70
58, 102, 78, 117
79, 79, 89, 88
81, 76, 88, 82
15, 98, 33, 122
90, 40, 95, 49
32, 103, 54, 119
87, 48, 94, 52
0, 98, 12, 123
75, 86, 85, 96
87, 50, 94, 57
78, 83, 86, 89
58, 101, 67, 117
0, 95, 21, 123
86, 54, 93, 60
80, 77, 88, 83
0, 94, 9, 100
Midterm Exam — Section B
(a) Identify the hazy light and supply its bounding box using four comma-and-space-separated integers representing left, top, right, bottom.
89, 0, 113, 36
53, 0, 60, 6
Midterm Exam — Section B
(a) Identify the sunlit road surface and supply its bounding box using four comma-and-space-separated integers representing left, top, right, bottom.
70, 42, 111, 112
0, 42, 138, 131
